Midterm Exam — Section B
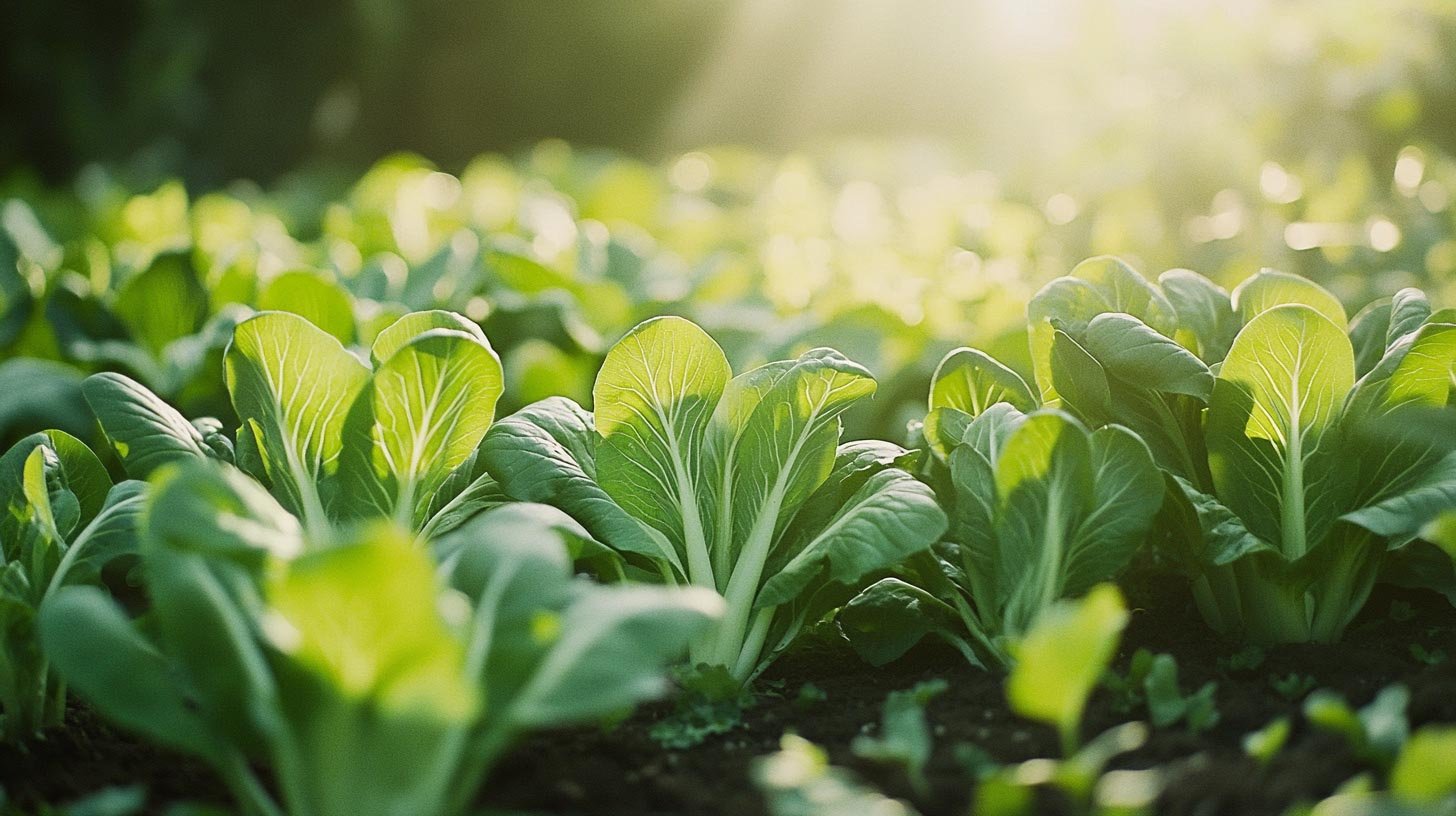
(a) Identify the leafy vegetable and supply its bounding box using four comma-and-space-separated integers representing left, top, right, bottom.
851, 678, 948, 795
1304, 684, 1410, 768
1141, 653, 1219, 734
1033, 258, 1456, 643
86, 309, 506, 539
40, 459, 721, 816
842, 362, 1161, 668
0, 430, 144, 742
480, 316, 947, 683
754, 734, 921, 816
1006, 584, 1129, 755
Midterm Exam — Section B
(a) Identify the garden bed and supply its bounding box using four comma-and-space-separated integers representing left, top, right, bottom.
6, 580, 1452, 816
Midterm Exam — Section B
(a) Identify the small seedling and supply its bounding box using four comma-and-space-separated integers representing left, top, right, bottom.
1006, 585, 1129, 755
1242, 717, 1291, 767
1269, 673, 1318, 701
852, 678, 949, 796
1409, 643, 1447, 666
1144, 654, 1220, 735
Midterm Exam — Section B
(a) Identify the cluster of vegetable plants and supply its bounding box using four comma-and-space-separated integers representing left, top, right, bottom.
0, 146, 1454, 816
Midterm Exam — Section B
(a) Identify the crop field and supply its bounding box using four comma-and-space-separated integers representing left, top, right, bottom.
4, 2, 1456, 815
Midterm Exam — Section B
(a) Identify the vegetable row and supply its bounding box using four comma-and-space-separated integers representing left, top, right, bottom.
3, 257, 1454, 816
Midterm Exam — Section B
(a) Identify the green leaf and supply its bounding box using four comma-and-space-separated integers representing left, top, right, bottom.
480, 397, 680, 570
1389, 726, 1456, 804
1167, 475, 1275, 567
1348, 321, 1456, 416
1342, 451, 1456, 541
1, 429, 111, 543
994, 411, 1093, 634
39, 586, 220, 759
713, 349, 876, 665
840, 578, 970, 667
1206, 305, 1355, 558
1080, 313, 1213, 400
1007, 584, 1128, 755
924, 348, 1036, 456
1062, 425, 1163, 594
50, 480, 148, 589
113, 252, 207, 358
224, 311, 371, 529
367, 309, 485, 366
504, 583, 723, 728
1049, 330, 1112, 417
594, 316, 730, 586
1386, 288, 1431, 346
83, 372, 213, 478
341, 319, 503, 526
1231, 269, 1347, 330
1348, 298, 1393, 378
756, 468, 946, 607
265, 524, 478, 720
850, 679, 948, 795
148, 460, 302, 562
1158, 268, 1237, 363
257, 269, 357, 345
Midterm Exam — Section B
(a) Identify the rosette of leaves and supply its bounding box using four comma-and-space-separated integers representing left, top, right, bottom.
1032, 257, 1456, 643
479, 316, 947, 683
83, 309, 507, 541
842, 345, 1161, 668
0, 430, 144, 742
40, 459, 721, 816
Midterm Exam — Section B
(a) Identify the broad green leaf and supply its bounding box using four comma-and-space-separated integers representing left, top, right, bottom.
929, 347, 1037, 418
1158, 268, 1236, 363
716, 349, 876, 661
1069, 257, 1176, 332
925, 348, 1036, 458
840, 577, 969, 667
39, 587, 219, 759
265, 525, 478, 720
1348, 322, 1456, 415
756, 469, 946, 607
342, 324, 503, 525
1007, 584, 1128, 754
225, 311, 370, 527
113, 251, 207, 358
1, 429, 111, 544
1049, 330, 1112, 418
480, 397, 680, 571
1342, 451, 1456, 540
368, 309, 485, 366
1348, 298, 1393, 378
946, 444, 999, 603
505, 583, 722, 728
257, 269, 357, 345
1206, 305, 1355, 559
1386, 288, 1431, 346
1167, 475, 1275, 567
1390, 727, 1456, 803
1063, 425, 1163, 593
1028, 277, 1108, 400
1080, 313, 1213, 400
148, 460, 302, 561
994, 410, 1092, 634
594, 316, 730, 586
83, 372, 212, 478
50, 480, 148, 589
1231, 269, 1347, 330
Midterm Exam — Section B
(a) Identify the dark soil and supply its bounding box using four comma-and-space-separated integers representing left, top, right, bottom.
3, 577, 1454, 816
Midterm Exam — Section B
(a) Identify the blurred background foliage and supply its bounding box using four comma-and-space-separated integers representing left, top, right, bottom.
5, 0, 1456, 449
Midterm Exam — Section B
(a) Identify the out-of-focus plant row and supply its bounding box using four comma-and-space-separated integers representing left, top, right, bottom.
7, 141, 1456, 450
